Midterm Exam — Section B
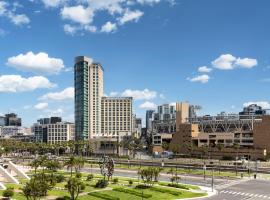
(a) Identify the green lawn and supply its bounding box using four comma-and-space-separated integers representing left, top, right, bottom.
0, 171, 206, 200
80, 185, 206, 200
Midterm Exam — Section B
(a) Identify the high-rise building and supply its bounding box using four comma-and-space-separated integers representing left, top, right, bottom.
33, 117, 62, 142
101, 97, 133, 137
37, 117, 61, 125
4, 113, 21, 126
74, 56, 104, 140
157, 104, 176, 121
146, 110, 155, 131
0, 116, 5, 126
74, 56, 133, 141
239, 104, 266, 116
133, 117, 142, 138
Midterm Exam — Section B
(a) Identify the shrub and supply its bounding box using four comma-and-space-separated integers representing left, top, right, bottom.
149, 187, 180, 196
86, 174, 94, 181
135, 185, 150, 189
55, 196, 70, 200
88, 192, 120, 200
222, 155, 234, 160
129, 180, 133, 185
55, 174, 65, 183
3, 187, 14, 198
75, 172, 82, 178
95, 179, 108, 188
113, 188, 152, 198
168, 183, 189, 190
113, 178, 118, 184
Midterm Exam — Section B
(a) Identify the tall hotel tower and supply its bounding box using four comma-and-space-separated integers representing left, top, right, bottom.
74, 56, 104, 140
75, 56, 133, 141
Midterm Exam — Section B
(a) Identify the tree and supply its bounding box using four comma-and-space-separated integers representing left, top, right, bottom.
30, 159, 41, 175
167, 168, 181, 185
65, 156, 77, 177
162, 142, 169, 151
138, 167, 160, 186
65, 177, 85, 200
3, 187, 14, 199
23, 177, 51, 200
74, 157, 85, 173
45, 159, 62, 185
152, 167, 162, 182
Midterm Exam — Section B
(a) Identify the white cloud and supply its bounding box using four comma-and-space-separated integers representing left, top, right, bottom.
118, 9, 144, 25
243, 101, 270, 109
198, 66, 212, 73
212, 54, 236, 70
188, 74, 210, 84
137, 0, 160, 5
121, 89, 157, 100
212, 54, 257, 70
61, 5, 94, 25
235, 58, 258, 69
63, 24, 97, 35
34, 102, 48, 110
109, 91, 119, 97
87, 0, 124, 14
7, 51, 65, 74
63, 24, 78, 35
7, 13, 30, 25
39, 87, 74, 101
84, 25, 97, 33
42, 0, 67, 7
0, 1, 30, 26
101, 21, 117, 33
139, 101, 157, 109
0, 75, 55, 93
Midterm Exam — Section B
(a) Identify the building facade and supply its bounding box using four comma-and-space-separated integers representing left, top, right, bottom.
74, 56, 133, 142
101, 97, 133, 137
33, 117, 63, 143
47, 122, 75, 144
3, 113, 21, 126
74, 56, 104, 140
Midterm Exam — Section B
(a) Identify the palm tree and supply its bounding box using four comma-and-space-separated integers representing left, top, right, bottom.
65, 156, 77, 177
30, 159, 41, 175
75, 157, 85, 173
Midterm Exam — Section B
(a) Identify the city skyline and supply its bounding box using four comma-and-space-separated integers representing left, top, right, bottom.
1, 0, 270, 126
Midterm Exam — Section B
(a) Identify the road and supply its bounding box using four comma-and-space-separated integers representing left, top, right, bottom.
204, 179, 270, 200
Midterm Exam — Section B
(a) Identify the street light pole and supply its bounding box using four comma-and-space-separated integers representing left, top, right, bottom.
211, 165, 214, 192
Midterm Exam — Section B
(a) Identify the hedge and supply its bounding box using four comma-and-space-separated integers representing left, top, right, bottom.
149, 187, 181, 196
113, 188, 152, 198
88, 192, 120, 200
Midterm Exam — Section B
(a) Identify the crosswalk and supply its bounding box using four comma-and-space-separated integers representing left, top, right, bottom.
220, 190, 270, 199
216, 179, 249, 190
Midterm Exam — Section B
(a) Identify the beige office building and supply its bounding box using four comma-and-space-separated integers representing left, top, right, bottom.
101, 97, 133, 137
47, 122, 75, 144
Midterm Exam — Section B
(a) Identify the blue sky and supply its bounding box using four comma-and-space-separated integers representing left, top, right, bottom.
0, 0, 270, 127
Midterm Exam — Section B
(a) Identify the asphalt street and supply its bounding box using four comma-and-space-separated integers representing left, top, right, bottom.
205, 179, 270, 200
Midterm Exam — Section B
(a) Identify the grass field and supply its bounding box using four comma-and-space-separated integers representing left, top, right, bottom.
0, 170, 207, 200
